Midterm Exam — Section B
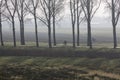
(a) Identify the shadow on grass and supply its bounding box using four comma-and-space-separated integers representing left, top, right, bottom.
0, 47, 120, 59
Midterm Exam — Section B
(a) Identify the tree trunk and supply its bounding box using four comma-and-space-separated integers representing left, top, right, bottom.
72, 23, 75, 48
53, 0, 56, 46
112, 0, 117, 49
87, 0, 90, 46
113, 26, 117, 48
20, 2, 25, 45
72, 0, 76, 48
20, 18, 25, 45
87, 11, 92, 49
34, 12, 39, 47
48, 26, 52, 48
12, 17, 16, 47
48, 0, 52, 48
77, 20, 80, 46
87, 20, 92, 49
53, 15, 56, 46
87, 27, 89, 46
20, 21, 23, 44
0, 22, 3, 46
86, 0, 92, 49
77, 0, 80, 46
0, 13, 4, 46
87, 23, 91, 47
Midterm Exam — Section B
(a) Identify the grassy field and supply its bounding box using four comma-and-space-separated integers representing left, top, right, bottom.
0, 46, 120, 80
0, 56, 120, 80
2, 41, 120, 48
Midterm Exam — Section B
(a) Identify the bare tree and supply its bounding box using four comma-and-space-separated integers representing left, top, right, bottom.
5, 0, 17, 47
81, 0, 101, 49
70, 0, 76, 48
106, 0, 120, 48
0, 0, 5, 46
39, 0, 52, 48
16, 0, 30, 45
51, 0, 65, 46
26, 0, 39, 47
70, 0, 83, 47
76, 0, 82, 46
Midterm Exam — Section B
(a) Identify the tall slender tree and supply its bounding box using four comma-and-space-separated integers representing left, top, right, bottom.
76, 0, 82, 46
70, 0, 76, 48
0, 0, 5, 46
39, 0, 52, 48
51, 0, 65, 46
81, 0, 101, 49
16, 0, 30, 45
5, 0, 17, 47
70, 0, 83, 47
26, 0, 39, 47
106, 0, 120, 49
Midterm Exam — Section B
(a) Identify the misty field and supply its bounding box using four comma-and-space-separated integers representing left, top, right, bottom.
1, 41, 120, 48
1, 0, 120, 79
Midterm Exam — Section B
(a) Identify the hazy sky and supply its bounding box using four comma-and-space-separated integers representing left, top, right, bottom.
2, 1, 120, 34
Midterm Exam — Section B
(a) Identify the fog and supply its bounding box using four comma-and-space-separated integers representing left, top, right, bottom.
2, 1, 120, 43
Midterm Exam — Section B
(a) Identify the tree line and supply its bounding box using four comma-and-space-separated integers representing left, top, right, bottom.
0, 0, 120, 49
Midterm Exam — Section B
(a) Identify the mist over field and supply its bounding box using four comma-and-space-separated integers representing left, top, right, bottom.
1, 0, 120, 80
2, 27, 120, 44
2, 1, 120, 44
2, 16, 120, 43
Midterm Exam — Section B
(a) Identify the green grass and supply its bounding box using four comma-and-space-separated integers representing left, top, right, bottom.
0, 57, 120, 73
0, 57, 120, 79
2, 41, 120, 48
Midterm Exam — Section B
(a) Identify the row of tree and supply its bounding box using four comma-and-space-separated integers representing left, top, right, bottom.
0, 0, 64, 48
0, 0, 120, 49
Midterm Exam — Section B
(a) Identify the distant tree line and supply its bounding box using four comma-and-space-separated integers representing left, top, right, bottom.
0, 0, 120, 49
